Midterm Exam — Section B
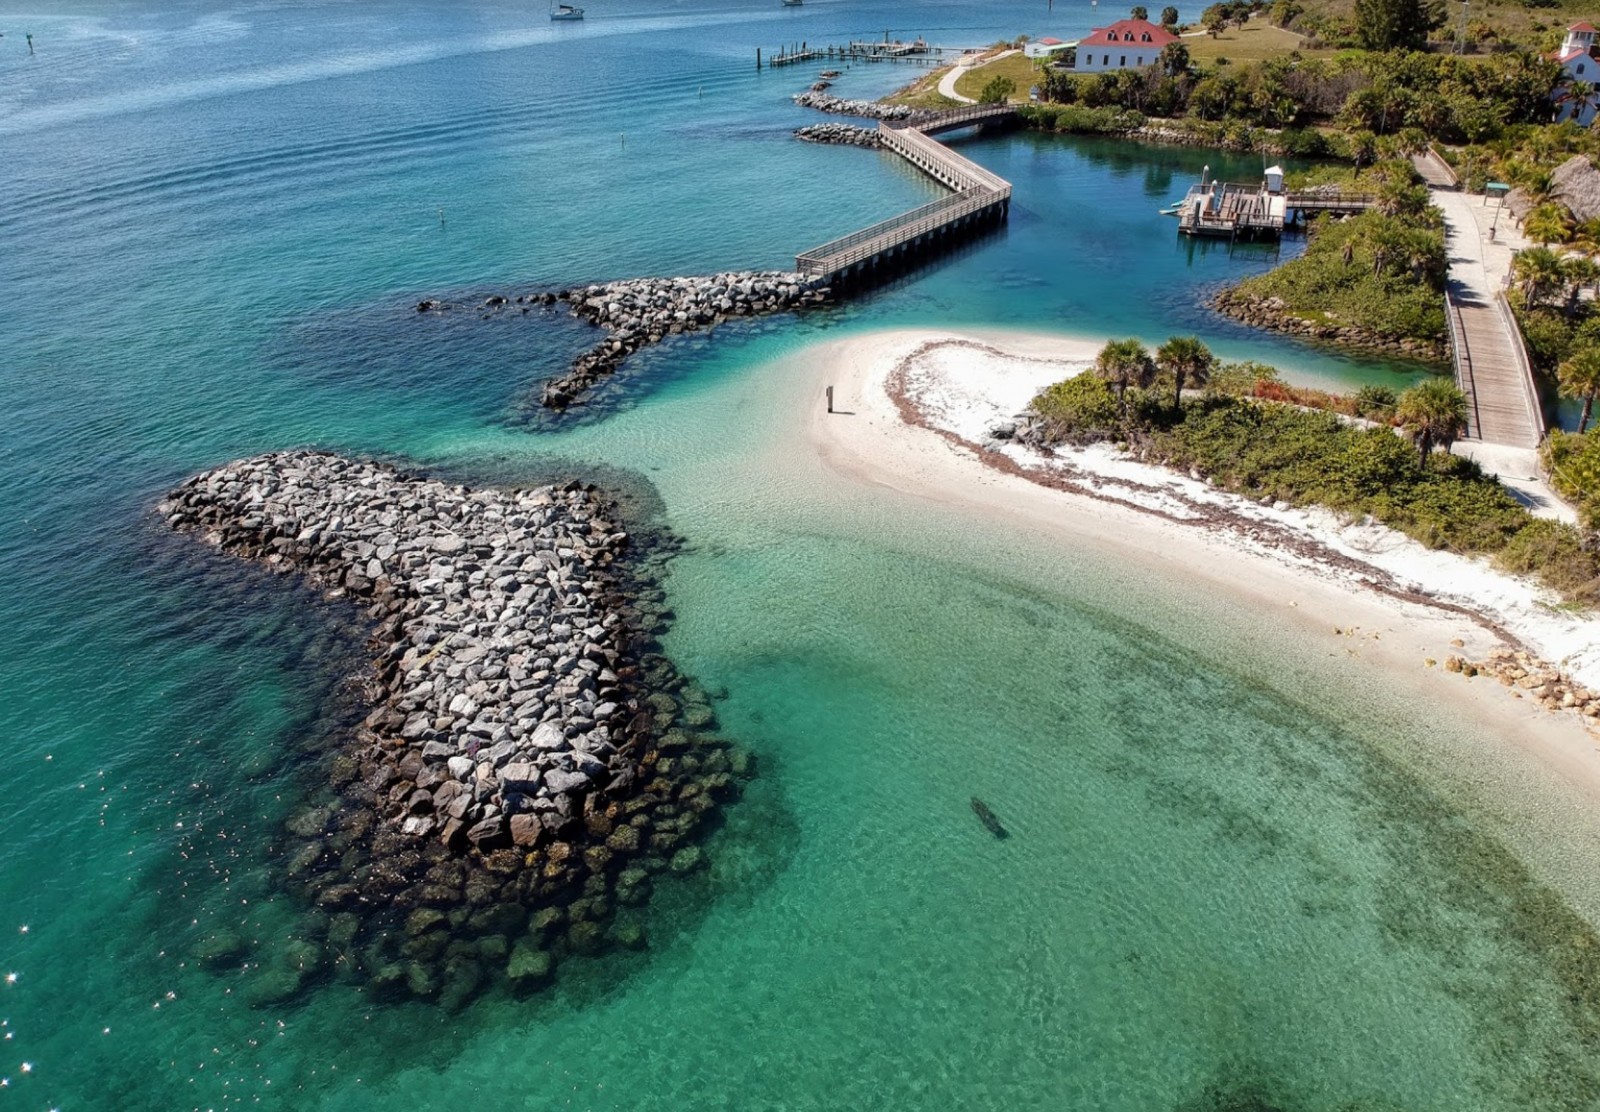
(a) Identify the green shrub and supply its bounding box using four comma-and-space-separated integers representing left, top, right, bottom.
1030, 372, 1122, 442
1355, 383, 1398, 419
1224, 210, 1447, 344
1206, 360, 1284, 398
1499, 519, 1600, 602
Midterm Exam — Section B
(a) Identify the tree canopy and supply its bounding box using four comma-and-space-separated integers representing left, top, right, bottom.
1355, 0, 1443, 51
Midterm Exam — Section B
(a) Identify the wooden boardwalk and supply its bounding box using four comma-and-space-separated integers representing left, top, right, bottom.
796, 104, 1015, 284
1431, 186, 1546, 448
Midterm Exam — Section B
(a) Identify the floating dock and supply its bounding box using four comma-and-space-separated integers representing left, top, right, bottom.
1176, 167, 1375, 240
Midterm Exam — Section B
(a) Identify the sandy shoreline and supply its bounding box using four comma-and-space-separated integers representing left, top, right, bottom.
803, 327, 1600, 801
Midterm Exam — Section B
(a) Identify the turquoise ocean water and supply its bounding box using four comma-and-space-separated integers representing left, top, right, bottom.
5, 2, 1600, 1108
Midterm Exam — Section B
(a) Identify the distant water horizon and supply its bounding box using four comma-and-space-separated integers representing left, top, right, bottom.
6, 3, 1600, 1109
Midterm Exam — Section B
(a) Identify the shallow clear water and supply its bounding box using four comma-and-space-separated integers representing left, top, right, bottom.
4, 2, 1600, 1109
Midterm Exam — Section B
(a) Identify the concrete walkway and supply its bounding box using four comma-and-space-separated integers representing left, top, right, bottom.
938, 48, 1017, 105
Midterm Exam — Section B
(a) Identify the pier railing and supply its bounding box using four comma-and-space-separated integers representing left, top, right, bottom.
795, 105, 1016, 282
1495, 289, 1547, 442
796, 188, 1007, 276
1283, 190, 1376, 214
1445, 288, 1482, 438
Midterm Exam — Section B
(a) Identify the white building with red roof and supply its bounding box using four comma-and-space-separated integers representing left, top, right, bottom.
1023, 36, 1073, 59
1058, 18, 1178, 73
1552, 22, 1600, 124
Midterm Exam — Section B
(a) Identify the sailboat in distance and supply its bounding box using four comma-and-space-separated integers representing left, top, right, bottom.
551, 2, 584, 20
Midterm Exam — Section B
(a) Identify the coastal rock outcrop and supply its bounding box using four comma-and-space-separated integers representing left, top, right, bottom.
792, 90, 932, 122
1212, 288, 1447, 364
539, 272, 831, 409
420, 272, 832, 412
1447, 647, 1600, 723
160, 451, 747, 1004
795, 123, 882, 148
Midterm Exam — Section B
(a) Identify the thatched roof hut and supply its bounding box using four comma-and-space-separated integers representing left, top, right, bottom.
1552, 155, 1600, 224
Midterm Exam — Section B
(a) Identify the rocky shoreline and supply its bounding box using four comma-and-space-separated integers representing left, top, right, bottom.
1212, 289, 1448, 364
794, 122, 882, 148
419, 271, 832, 411
161, 451, 748, 1007
792, 90, 933, 122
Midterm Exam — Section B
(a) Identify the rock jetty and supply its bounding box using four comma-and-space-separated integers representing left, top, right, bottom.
160, 451, 748, 1006
538, 272, 831, 409
1212, 288, 1448, 364
792, 90, 932, 122
795, 123, 882, 148
418, 272, 831, 412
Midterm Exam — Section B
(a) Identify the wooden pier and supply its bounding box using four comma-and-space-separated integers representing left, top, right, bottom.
1176, 179, 1375, 239
796, 104, 1015, 285
765, 38, 973, 67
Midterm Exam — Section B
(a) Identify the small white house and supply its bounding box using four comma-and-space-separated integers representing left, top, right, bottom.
1024, 36, 1075, 59
1552, 21, 1600, 125
1052, 18, 1177, 74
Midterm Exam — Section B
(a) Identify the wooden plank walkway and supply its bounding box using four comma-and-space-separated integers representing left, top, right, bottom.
1430, 186, 1546, 448
796, 105, 1015, 283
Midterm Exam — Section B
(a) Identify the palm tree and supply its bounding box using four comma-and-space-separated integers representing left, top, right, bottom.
1558, 348, 1600, 432
1094, 338, 1156, 410
1395, 378, 1470, 466
1562, 256, 1600, 312
1558, 79, 1599, 125
1348, 129, 1378, 177
1160, 5, 1180, 25
1155, 336, 1215, 409
1524, 202, 1573, 246
1514, 246, 1567, 308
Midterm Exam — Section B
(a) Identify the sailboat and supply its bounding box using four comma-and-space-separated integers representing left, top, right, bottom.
782, 0, 803, 7
550, 2, 584, 20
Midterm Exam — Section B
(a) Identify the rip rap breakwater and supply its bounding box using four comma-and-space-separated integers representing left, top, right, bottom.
795, 123, 882, 148
792, 90, 933, 122
1212, 288, 1448, 363
419, 271, 831, 411
160, 451, 748, 1007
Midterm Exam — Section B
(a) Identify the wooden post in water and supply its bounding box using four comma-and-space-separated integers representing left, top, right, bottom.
756, 47, 761, 69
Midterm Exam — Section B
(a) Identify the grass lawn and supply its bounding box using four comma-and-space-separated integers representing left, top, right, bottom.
880, 67, 960, 109
1183, 16, 1336, 63
952, 50, 1045, 103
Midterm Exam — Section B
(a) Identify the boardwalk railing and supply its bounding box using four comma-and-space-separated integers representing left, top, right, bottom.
796, 188, 1007, 276
1284, 190, 1377, 214
881, 125, 1011, 193
795, 105, 1016, 282
1495, 290, 1548, 442
1445, 288, 1483, 438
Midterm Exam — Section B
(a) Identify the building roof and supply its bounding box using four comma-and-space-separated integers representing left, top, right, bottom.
1077, 18, 1179, 49
1552, 44, 1600, 64
1569, 21, 1597, 32
1037, 36, 1064, 44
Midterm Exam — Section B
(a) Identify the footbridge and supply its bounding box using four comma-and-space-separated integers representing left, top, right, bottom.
796, 104, 1015, 285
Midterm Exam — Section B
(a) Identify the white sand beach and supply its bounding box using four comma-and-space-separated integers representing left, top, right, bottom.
805, 328, 1600, 799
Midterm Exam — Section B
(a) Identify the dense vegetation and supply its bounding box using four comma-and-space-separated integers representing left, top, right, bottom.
1219, 163, 1448, 344
1036, 43, 1561, 144
1029, 341, 1600, 603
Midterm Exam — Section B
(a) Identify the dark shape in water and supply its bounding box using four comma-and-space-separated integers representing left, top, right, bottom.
970, 797, 1008, 839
